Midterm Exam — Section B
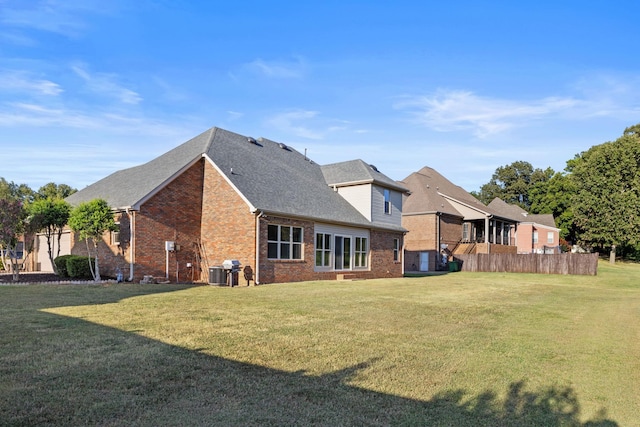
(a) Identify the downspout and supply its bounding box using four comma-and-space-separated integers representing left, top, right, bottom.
126, 208, 135, 282
255, 210, 264, 285
436, 213, 441, 269
401, 232, 407, 276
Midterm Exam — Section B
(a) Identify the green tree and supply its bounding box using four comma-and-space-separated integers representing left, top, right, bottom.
0, 178, 35, 204
0, 198, 26, 280
475, 161, 554, 209
528, 172, 577, 243
36, 182, 77, 200
570, 124, 640, 257
29, 198, 72, 275
68, 199, 117, 281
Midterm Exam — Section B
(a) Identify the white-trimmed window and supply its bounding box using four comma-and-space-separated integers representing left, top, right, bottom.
315, 233, 332, 267
393, 238, 400, 262
384, 189, 392, 214
547, 231, 554, 244
354, 237, 368, 268
533, 231, 539, 244
111, 222, 120, 246
268, 224, 303, 260
462, 223, 470, 241
314, 224, 370, 272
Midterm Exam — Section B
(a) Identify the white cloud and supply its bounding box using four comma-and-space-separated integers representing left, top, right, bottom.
0, 0, 116, 37
71, 64, 142, 105
395, 90, 580, 138
0, 102, 193, 138
0, 70, 63, 96
226, 111, 244, 121
396, 74, 640, 138
243, 57, 306, 79
267, 110, 322, 139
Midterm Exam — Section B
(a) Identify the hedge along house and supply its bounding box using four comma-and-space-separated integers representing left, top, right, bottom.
400, 167, 518, 272
65, 127, 408, 284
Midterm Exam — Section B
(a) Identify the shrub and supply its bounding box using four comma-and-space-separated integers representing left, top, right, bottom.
54, 255, 74, 278
66, 256, 95, 280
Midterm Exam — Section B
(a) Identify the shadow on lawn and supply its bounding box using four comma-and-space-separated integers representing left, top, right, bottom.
0, 285, 619, 426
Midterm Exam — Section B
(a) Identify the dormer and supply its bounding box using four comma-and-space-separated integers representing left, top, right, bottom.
321, 160, 409, 227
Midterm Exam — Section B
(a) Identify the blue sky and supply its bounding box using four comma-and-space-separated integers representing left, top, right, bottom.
2, 1, 639, 193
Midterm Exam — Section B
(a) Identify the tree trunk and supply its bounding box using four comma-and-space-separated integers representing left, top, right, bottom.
93, 238, 101, 282
11, 260, 19, 281
609, 245, 616, 264
46, 232, 58, 275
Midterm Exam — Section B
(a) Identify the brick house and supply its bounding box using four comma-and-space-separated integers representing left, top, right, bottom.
487, 198, 560, 254
399, 167, 518, 272
65, 127, 408, 284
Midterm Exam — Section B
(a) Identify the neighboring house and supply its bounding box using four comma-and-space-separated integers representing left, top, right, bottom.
400, 167, 518, 272
487, 198, 560, 254
65, 127, 408, 284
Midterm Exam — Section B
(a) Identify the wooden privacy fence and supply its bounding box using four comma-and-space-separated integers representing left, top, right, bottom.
453, 253, 598, 275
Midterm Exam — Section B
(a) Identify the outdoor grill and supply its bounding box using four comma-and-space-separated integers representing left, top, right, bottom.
222, 259, 241, 286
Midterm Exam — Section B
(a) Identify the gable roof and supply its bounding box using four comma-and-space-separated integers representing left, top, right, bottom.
399, 167, 516, 222
400, 167, 492, 216
486, 197, 528, 221
66, 127, 405, 232
487, 198, 558, 229
66, 129, 211, 210
321, 159, 409, 193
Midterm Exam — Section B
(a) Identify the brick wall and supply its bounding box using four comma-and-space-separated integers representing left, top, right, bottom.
403, 213, 464, 272
257, 216, 404, 284
200, 160, 256, 280
403, 214, 437, 251
369, 229, 404, 278
257, 216, 316, 284
133, 160, 204, 282
439, 214, 462, 247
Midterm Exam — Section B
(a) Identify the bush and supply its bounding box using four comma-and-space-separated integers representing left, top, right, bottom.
54, 255, 74, 278
66, 256, 95, 279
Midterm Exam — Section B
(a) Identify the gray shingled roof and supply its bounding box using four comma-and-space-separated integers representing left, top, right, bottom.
322, 159, 409, 193
487, 198, 558, 228
66, 127, 405, 232
66, 129, 211, 209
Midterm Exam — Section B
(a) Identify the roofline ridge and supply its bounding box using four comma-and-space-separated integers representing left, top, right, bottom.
204, 127, 218, 153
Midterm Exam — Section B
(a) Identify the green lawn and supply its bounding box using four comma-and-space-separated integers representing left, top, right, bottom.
1, 261, 638, 426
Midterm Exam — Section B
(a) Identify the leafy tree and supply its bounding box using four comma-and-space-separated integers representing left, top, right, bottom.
570, 124, 640, 257
36, 182, 77, 200
0, 198, 26, 280
29, 198, 72, 275
68, 199, 117, 281
528, 172, 578, 243
0, 178, 35, 204
475, 161, 554, 209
